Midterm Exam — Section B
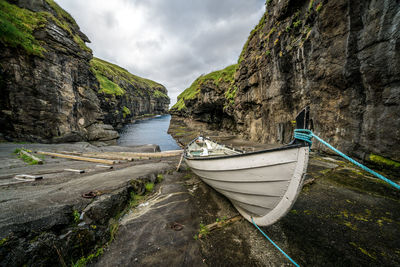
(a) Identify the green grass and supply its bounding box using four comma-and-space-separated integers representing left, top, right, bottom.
316, 3, 323, 12
0, 0, 91, 55
171, 64, 238, 111
14, 148, 42, 165
224, 85, 237, 106
308, 0, 314, 11
0, 0, 46, 56
95, 73, 125, 96
157, 174, 164, 183
122, 106, 131, 118
238, 14, 266, 63
73, 210, 80, 224
145, 182, 154, 192
153, 89, 169, 99
193, 223, 210, 239
72, 247, 104, 267
90, 57, 163, 91
293, 19, 302, 28
45, 0, 77, 26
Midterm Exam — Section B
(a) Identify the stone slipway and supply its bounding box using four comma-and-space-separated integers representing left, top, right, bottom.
1, 127, 400, 266
0, 142, 176, 266
0, 162, 171, 237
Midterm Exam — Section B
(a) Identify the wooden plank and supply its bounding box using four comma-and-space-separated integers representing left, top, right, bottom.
15, 174, 43, 180
82, 150, 183, 159
37, 151, 116, 165
95, 164, 113, 169
14, 174, 43, 181
19, 150, 43, 164
57, 151, 82, 156
206, 215, 242, 231
80, 154, 147, 161
64, 169, 85, 173
198, 215, 242, 238
176, 153, 184, 172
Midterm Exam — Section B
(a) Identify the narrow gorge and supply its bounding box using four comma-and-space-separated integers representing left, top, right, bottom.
0, 0, 169, 144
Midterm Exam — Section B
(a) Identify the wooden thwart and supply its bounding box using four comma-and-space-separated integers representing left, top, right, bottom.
37, 151, 116, 165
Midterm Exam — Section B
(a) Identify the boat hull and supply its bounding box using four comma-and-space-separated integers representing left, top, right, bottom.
185, 146, 309, 226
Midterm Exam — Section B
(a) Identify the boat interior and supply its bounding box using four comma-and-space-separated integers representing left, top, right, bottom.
185, 137, 242, 158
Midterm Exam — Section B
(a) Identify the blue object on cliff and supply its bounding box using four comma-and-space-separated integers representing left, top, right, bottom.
294, 129, 400, 190
251, 217, 300, 267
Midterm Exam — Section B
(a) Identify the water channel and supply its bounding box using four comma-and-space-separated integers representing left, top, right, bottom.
118, 114, 180, 151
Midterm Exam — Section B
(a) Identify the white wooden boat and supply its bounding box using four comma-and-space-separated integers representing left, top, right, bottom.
184, 108, 311, 226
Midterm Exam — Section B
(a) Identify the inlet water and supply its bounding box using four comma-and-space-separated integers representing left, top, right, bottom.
118, 114, 180, 151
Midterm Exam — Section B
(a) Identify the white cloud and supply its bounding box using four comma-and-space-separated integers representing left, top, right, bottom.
57, 0, 265, 106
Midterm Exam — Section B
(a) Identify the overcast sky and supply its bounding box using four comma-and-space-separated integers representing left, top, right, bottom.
57, 0, 265, 106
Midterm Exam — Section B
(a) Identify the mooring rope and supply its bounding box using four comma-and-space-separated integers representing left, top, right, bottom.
251, 217, 300, 267
294, 129, 400, 190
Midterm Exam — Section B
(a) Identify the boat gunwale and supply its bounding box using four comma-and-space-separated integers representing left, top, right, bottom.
184, 136, 306, 161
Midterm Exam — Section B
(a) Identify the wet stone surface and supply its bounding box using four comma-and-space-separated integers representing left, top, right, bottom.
0, 117, 399, 266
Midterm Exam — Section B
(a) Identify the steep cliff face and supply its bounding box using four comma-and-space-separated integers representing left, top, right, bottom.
171, 0, 400, 164
170, 64, 238, 130
90, 57, 169, 129
0, 0, 169, 143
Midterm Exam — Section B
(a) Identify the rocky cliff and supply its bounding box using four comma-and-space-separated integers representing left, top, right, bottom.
171, 0, 400, 167
90, 57, 169, 130
0, 0, 169, 143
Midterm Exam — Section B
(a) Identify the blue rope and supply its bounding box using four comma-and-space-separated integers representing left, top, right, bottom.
251, 217, 300, 267
294, 129, 400, 190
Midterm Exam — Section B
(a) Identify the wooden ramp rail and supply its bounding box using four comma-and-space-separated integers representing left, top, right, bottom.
37, 151, 116, 165
54, 150, 184, 161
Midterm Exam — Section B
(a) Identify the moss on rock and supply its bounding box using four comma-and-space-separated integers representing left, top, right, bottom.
171, 64, 238, 111
90, 57, 163, 91
0, 0, 91, 55
368, 154, 400, 169
0, 0, 47, 56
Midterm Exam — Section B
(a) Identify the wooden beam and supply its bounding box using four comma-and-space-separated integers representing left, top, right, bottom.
198, 215, 242, 239
37, 151, 116, 165
205, 215, 242, 231
64, 169, 85, 173
176, 153, 184, 171
19, 150, 43, 164
82, 150, 183, 159
96, 164, 113, 169
14, 174, 43, 181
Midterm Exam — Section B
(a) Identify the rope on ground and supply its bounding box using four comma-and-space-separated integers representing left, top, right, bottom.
294, 129, 400, 190
251, 217, 300, 267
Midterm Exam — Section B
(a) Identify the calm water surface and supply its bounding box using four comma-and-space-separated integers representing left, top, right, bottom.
118, 114, 180, 151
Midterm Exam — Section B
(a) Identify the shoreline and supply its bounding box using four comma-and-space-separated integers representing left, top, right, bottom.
0, 117, 399, 266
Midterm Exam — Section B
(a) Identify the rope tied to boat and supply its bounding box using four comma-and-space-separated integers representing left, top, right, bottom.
294, 129, 400, 190
251, 217, 300, 267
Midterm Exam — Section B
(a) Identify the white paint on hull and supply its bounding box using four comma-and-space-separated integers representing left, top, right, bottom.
185, 144, 309, 226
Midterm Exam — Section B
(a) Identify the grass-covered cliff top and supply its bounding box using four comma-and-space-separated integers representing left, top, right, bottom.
90, 57, 168, 98
0, 0, 90, 56
171, 64, 238, 111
